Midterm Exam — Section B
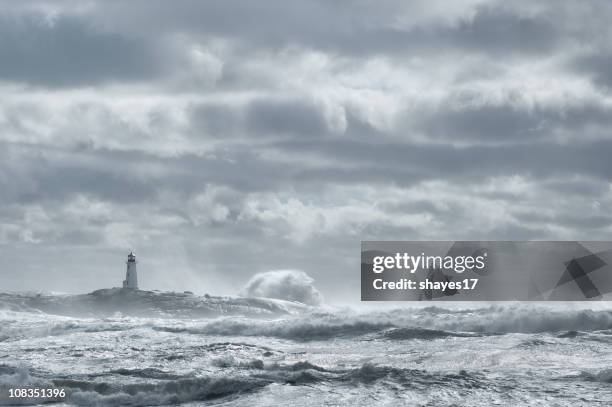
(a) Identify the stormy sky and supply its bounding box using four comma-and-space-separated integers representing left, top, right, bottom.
1, 0, 611, 303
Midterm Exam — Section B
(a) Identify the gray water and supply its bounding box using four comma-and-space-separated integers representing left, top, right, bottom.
1, 291, 612, 406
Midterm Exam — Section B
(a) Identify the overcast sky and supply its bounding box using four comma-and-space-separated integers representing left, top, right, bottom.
1, 0, 611, 303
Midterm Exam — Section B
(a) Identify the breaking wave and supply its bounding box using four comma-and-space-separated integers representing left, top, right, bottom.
54, 375, 274, 406
339, 363, 486, 389
242, 270, 324, 306
3, 292, 612, 344
383, 327, 487, 340
0, 289, 307, 319
146, 305, 612, 342
0, 361, 492, 406
4, 306, 612, 345
153, 318, 393, 341
0, 318, 138, 342
358, 305, 612, 335
574, 369, 612, 384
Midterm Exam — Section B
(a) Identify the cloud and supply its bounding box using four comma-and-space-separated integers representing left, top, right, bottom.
188, 97, 339, 141
80, 1, 567, 58
241, 270, 324, 306
0, 14, 162, 87
410, 99, 612, 143
246, 98, 332, 138
571, 52, 612, 90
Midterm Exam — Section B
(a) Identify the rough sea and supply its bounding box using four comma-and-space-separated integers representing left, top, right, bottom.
1, 290, 612, 406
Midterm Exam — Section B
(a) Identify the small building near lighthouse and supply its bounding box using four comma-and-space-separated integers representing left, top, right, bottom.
123, 251, 139, 289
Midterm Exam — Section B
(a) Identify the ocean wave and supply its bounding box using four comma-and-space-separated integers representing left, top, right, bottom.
359, 305, 612, 334
4, 297, 612, 345
0, 289, 306, 319
339, 363, 486, 389
514, 338, 553, 348
593, 369, 612, 383
557, 330, 581, 338
573, 369, 612, 384
0, 365, 55, 406
0, 364, 328, 406
455, 307, 612, 333
207, 355, 333, 374
153, 318, 393, 341
1, 359, 491, 403
200, 341, 276, 353
53, 375, 273, 405
383, 327, 486, 340
211, 356, 265, 370
146, 305, 612, 343
108, 368, 187, 380
268, 360, 330, 372
0, 320, 136, 342
260, 362, 487, 389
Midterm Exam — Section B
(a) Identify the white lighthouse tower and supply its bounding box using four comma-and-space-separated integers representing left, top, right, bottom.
122, 251, 139, 289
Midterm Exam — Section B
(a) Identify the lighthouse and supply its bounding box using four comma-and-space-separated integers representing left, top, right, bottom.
122, 251, 139, 289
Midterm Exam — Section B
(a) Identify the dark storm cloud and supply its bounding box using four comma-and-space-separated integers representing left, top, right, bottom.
411, 102, 612, 142
292, 166, 428, 187
542, 178, 610, 197
0, 14, 160, 86
571, 52, 612, 90
0, 144, 156, 204
189, 104, 242, 139
189, 98, 330, 140
270, 138, 612, 183
0, 143, 282, 207
0, 0, 569, 89
0, 2, 592, 89
30, 166, 157, 205
480, 223, 547, 240
431, 7, 559, 54
515, 211, 612, 230
245, 99, 329, 137
316, 6, 561, 57
96, 1, 562, 57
